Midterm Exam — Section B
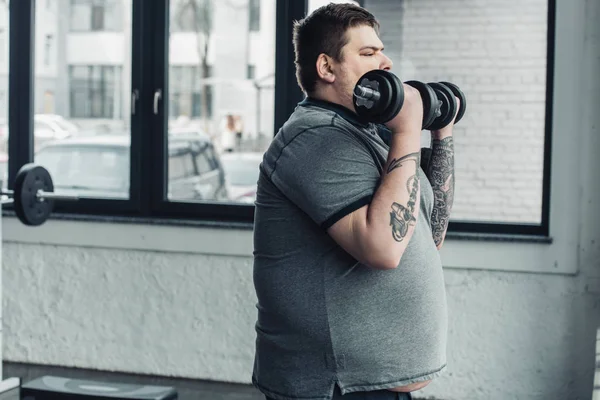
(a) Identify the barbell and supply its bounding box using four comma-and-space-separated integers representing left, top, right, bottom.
1, 163, 78, 226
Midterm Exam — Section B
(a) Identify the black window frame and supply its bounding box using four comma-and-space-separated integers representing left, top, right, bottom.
5, 0, 555, 238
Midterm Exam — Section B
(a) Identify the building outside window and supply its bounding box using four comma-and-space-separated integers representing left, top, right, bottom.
70, 0, 122, 32
69, 65, 122, 119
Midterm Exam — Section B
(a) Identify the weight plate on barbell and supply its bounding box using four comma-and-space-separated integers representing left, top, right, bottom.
13, 163, 54, 226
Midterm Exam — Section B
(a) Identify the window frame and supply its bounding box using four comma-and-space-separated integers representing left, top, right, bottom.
4, 0, 556, 239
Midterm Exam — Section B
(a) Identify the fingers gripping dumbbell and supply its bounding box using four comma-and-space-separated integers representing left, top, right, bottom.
353, 69, 466, 130
0, 163, 78, 226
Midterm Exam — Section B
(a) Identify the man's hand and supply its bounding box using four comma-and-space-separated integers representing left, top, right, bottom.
431, 97, 460, 139
385, 83, 424, 136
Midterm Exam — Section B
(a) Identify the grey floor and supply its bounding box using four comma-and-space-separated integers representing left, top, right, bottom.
0, 361, 267, 400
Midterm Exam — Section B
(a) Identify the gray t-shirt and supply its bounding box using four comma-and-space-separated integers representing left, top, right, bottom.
252, 98, 448, 400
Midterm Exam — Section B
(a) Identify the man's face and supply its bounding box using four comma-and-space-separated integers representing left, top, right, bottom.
334, 24, 393, 108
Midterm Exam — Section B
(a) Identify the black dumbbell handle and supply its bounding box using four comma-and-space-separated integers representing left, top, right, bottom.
356, 83, 442, 115
354, 85, 381, 102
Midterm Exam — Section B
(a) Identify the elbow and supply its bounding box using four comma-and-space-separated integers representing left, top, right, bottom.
360, 232, 410, 270
366, 249, 404, 270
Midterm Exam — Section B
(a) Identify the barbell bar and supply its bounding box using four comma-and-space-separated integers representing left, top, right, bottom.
2, 189, 80, 202
1, 163, 79, 226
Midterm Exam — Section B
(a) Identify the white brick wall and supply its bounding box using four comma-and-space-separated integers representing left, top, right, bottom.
367, 0, 548, 223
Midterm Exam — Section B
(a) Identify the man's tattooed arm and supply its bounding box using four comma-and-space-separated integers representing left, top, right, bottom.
386, 152, 420, 243
426, 136, 455, 248
325, 131, 423, 270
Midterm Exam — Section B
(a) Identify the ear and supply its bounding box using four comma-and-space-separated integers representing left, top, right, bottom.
315, 53, 336, 83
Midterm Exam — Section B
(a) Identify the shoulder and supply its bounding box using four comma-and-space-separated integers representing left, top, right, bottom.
283, 103, 350, 138
260, 108, 372, 178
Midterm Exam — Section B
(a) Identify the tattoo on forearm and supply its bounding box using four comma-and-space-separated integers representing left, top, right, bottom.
427, 137, 455, 246
387, 152, 421, 175
389, 171, 420, 242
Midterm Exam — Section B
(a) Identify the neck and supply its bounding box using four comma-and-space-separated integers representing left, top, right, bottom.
310, 86, 356, 114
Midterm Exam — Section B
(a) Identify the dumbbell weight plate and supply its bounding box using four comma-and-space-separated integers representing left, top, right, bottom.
428, 82, 457, 131
385, 71, 405, 124
13, 163, 55, 226
404, 81, 439, 130
353, 70, 404, 124
439, 81, 466, 124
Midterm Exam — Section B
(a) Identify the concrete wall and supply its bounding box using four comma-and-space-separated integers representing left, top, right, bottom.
1, 2, 599, 400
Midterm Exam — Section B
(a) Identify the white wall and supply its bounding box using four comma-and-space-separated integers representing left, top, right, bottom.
1, 1, 599, 400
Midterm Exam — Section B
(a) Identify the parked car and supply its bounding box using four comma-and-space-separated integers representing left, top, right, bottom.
33, 133, 228, 201
34, 114, 80, 139
0, 114, 81, 153
219, 151, 262, 203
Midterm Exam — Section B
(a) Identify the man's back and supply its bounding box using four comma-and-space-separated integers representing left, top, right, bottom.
252, 98, 448, 400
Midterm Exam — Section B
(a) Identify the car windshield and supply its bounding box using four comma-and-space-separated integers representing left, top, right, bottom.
35, 146, 129, 191
221, 156, 261, 186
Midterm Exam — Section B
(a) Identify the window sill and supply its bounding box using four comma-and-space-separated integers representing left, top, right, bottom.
445, 231, 552, 244
1, 210, 576, 276
1, 210, 255, 231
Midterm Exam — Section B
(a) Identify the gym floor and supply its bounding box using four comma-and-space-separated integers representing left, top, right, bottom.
0, 362, 266, 400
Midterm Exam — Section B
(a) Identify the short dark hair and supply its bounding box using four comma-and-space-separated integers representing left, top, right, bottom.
292, 3, 380, 94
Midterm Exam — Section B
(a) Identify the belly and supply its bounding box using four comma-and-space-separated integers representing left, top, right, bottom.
387, 379, 432, 392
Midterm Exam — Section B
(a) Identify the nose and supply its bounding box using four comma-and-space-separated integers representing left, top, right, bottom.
380, 53, 393, 71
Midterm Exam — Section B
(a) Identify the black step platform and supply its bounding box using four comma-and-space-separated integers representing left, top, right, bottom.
20, 375, 177, 400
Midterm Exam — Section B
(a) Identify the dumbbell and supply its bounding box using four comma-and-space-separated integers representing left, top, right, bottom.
0, 163, 78, 226
353, 69, 466, 130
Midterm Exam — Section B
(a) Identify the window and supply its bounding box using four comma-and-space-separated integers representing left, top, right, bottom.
169, 66, 212, 119
5, 0, 554, 238
70, 0, 122, 32
168, 0, 276, 205
357, 0, 551, 232
0, 1, 8, 189
195, 150, 213, 175
168, 153, 192, 180
247, 64, 255, 80
69, 65, 122, 119
35, 144, 129, 197
28, 0, 131, 202
44, 34, 52, 66
249, 0, 260, 31
170, 0, 213, 33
